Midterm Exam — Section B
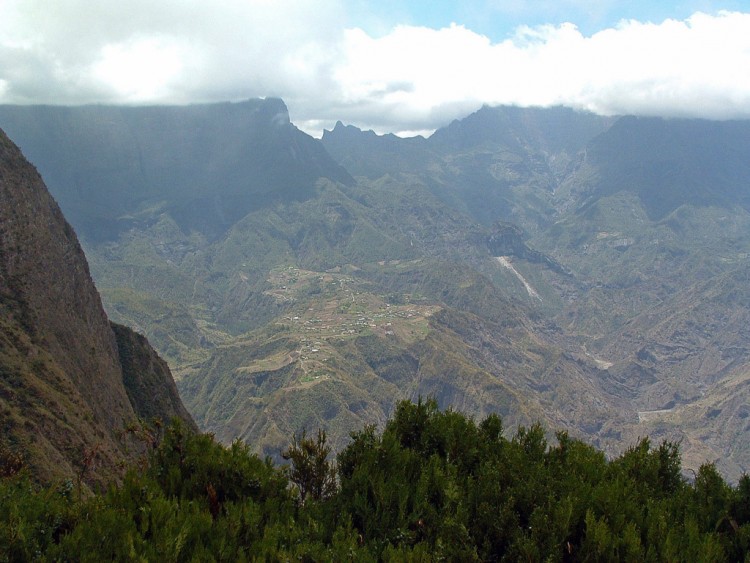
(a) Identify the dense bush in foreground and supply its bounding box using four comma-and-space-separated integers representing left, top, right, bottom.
2, 399, 750, 561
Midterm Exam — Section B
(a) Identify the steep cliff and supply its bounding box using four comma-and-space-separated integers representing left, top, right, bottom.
0, 128, 194, 485
0, 98, 354, 241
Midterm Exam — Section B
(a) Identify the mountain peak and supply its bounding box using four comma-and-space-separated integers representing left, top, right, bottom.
0, 99, 353, 241
324, 120, 369, 140
256, 97, 290, 126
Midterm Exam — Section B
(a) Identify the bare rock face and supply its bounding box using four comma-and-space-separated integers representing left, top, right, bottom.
0, 128, 194, 485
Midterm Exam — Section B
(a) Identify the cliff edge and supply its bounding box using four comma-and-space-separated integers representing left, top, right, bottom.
0, 127, 195, 485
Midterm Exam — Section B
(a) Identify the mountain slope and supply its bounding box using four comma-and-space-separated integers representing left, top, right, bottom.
0, 99, 353, 241
532, 119, 750, 481
324, 109, 750, 480
322, 105, 614, 230
5, 100, 750, 480
582, 116, 750, 220
0, 128, 195, 485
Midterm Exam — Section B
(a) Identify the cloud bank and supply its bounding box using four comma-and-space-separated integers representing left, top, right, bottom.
1, 1, 749, 136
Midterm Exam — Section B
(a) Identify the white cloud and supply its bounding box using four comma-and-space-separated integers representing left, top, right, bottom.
92, 37, 187, 101
326, 10, 750, 134
1, 1, 750, 136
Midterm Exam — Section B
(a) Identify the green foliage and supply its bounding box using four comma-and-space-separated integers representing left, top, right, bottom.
282, 428, 337, 505
1, 406, 747, 561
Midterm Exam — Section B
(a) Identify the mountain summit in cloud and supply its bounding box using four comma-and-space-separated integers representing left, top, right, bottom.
1, 2, 749, 135
0, 98, 353, 241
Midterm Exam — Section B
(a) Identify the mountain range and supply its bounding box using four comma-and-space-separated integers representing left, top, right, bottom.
1, 99, 749, 480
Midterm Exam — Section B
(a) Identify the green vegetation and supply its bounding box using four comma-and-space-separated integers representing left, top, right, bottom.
3, 401, 750, 561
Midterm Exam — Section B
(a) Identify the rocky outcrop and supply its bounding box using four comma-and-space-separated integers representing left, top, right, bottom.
112, 322, 196, 426
0, 128, 194, 485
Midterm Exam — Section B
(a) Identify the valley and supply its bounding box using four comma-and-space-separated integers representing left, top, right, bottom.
2, 100, 750, 481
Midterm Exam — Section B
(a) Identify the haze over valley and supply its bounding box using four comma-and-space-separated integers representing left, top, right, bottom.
2, 98, 750, 480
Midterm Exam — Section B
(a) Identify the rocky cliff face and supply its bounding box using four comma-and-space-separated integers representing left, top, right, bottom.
0, 99, 354, 241
0, 128, 194, 485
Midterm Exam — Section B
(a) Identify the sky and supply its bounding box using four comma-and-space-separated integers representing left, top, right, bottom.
1, 0, 750, 137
